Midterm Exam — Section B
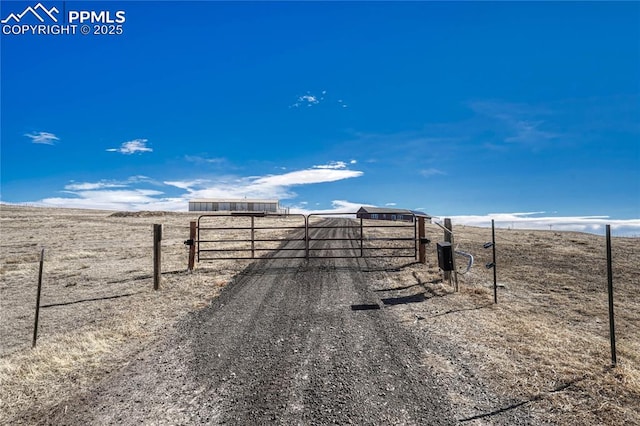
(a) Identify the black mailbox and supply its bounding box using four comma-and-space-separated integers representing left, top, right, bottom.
437, 242, 454, 271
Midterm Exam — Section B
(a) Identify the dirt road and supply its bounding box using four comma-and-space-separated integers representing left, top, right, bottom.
43, 219, 455, 425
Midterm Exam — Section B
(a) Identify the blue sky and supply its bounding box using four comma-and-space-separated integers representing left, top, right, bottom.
1, 1, 639, 234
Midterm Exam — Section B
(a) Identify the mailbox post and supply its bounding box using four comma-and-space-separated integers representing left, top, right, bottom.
437, 242, 454, 272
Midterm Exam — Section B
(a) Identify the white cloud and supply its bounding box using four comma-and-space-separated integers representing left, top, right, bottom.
253, 168, 362, 187
419, 168, 446, 177
434, 212, 640, 237
64, 176, 158, 191
313, 161, 347, 170
64, 181, 127, 191
106, 139, 152, 155
385, 202, 397, 206
184, 155, 225, 164
350, 159, 357, 164
291, 93, 321, 108
468, 100, 560, 146
34, 163, 364, 212
290, 200, 373, 215
301, 95, 318, 104
505, 120, 559, 145
24, 131, 59, 145
39, 189, 180, 211
126, 175, 159, 185
74, 189, 163, 202
164, 179, 209, 190
290, 91, 348, 109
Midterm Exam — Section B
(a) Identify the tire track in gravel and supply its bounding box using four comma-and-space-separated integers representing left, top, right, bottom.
40, 218, 455, 425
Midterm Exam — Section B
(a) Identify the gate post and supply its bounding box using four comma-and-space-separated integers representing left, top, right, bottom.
360, 217, 364, 257
444, 218, 458, 290
443, 219, 452, 281
305, 215, 309, 259
187, 221, 196, 271
418, 217, 426, 264
251, 216, 255, 259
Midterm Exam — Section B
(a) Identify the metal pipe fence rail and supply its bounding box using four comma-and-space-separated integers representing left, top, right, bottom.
194, 212, 421, 262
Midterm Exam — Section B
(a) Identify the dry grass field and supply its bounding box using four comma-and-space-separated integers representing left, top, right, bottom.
384, 223, 640, 424
0, 206, 262, 423
1, 205, 638, 424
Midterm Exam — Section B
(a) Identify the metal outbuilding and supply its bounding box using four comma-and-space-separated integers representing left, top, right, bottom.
356, 206, 431, 223
188, 199, 286, 214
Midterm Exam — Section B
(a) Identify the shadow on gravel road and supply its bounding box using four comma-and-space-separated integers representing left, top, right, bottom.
380, 292, 427, 305
350, 303, 381, 311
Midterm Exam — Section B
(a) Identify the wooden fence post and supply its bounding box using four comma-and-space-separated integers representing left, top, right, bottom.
153, 224, 162, 290
188, 221, 196, 272
418, 217, 426, 264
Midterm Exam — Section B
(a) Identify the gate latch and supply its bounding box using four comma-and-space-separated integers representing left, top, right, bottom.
420, 237, 431, 245
184, 239, 194, 246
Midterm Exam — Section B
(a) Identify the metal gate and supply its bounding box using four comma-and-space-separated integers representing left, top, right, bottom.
196, 213, 307, 261
306, 213, 418, 259
192, 212, 422, 262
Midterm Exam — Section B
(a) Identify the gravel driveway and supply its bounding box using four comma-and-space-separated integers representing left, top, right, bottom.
43, 219, 456, 425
